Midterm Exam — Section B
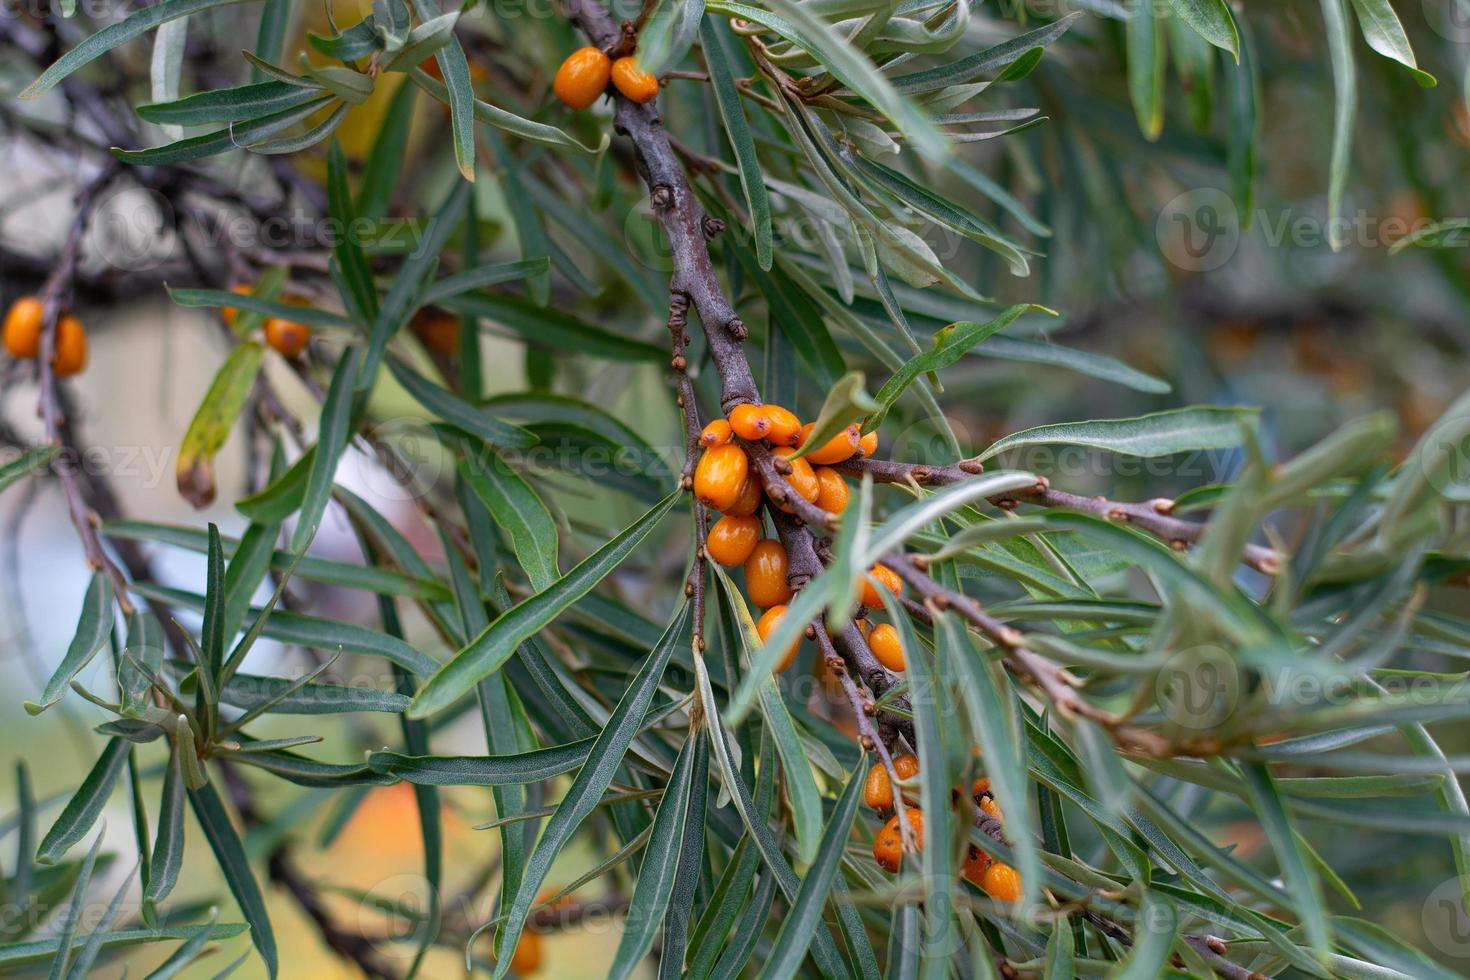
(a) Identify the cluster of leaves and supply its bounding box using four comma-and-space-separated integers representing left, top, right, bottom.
5, 0, 1470, 977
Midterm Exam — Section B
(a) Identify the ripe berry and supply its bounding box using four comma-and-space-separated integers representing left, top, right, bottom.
858, 429, 878, 457
728, 403, 770, 441
755, 604, 800, 672
220, 284, 252, 329
869, 622, 905, 671
694, 444, 750, 511
509, 928, 543, 973
962, 844, 993, 887
413, 307, 459, 355
981, 862, 1021, 902
610, 56, 659, 103
759, 405, 803, 446
798, 423, 861, 465
265, 317, 310, 359
724, 473, 763, 517
980, 795, 1003, 821
873, 808, 924, 873
772, 447, 819, 510
707, 514, 760, 567
744, 539, 792, 608
864, 753, 919, 811
860, 563, 903, 609
554, 47, 612, 109
3, 295, 44, 359
700, 419, 733, 447
814, 467, 849, 514
53, 315, 87, 377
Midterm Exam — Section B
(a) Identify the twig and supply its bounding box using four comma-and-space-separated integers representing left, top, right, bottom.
838, 457, 1282, 575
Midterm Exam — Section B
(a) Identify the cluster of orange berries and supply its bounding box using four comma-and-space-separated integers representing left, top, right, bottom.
864, 756, 1022, 902
2, 296, 86, 376
693, 402, 909, 673
222, 285, 311, 359
553, 46, 659, 109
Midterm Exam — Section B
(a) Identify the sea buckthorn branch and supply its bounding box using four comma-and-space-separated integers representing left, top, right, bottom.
838, 457, 1283, 575
32, 160, 136, 612
814, 623, 919, 854
883, 551, 1174, 758
743, 439, 839, 532
565, 0, 757, 414
669, 289, 711, 648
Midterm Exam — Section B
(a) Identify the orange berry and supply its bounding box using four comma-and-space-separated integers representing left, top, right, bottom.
755, 604, 800, 672
864, 753, 919, 811
724, 473, 763, 517
265, 317, 310, 359
798, 423, 861, 465
869, 623, 905, 671
707, 514, 760, 567
744, 539, 792, 608
52, 315, 87, 376
858, 429, 878, 457
860, 563, 903, 609
759, 405, 803, 446
413, 307, 459, 355
508, 928, 542, 973
554, 47, 612, 109
873, 808, 924, 873
3, 296, 44, 359
694, 444, 750, 511
980, 795, 1003, 821
813, 467, 849, 514
220, 284, 252, 330
962, 844, 993, 886
772, 447, 819, 511
728, 403, 770, 441
610, 56, 659, 103
981, 862, 1021, 902
969, 777, 992, 799
700, 419, 733, 447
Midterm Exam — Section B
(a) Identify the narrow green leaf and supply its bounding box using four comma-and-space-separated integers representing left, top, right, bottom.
457, 447, 559, 591
1240, 762, 1330, 958
788, 371, 878, 462
1166, 0, 1239, 60
0, 446, 58, 495
702, 18, 772, 269
291, 346, 361, 554
27, 574, 114, 715
143, 743, 185, 905
980, 406, 1257, 462
37, 738, 129, 864
1111, 891, 1177, 979
368, 740, 593, 785
491, 605, 691, 979
21, 0, 258, 99
187, 780, 278, 977
1127, 2, 1166, 140
759, 766, 863, 980
609, 730, 702, 980
870, 305, 1046, 427
388, 358, 537, 448
408, 488, 680, 718
1347, 0, 1435, 84
1320, 0, 1357, 251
